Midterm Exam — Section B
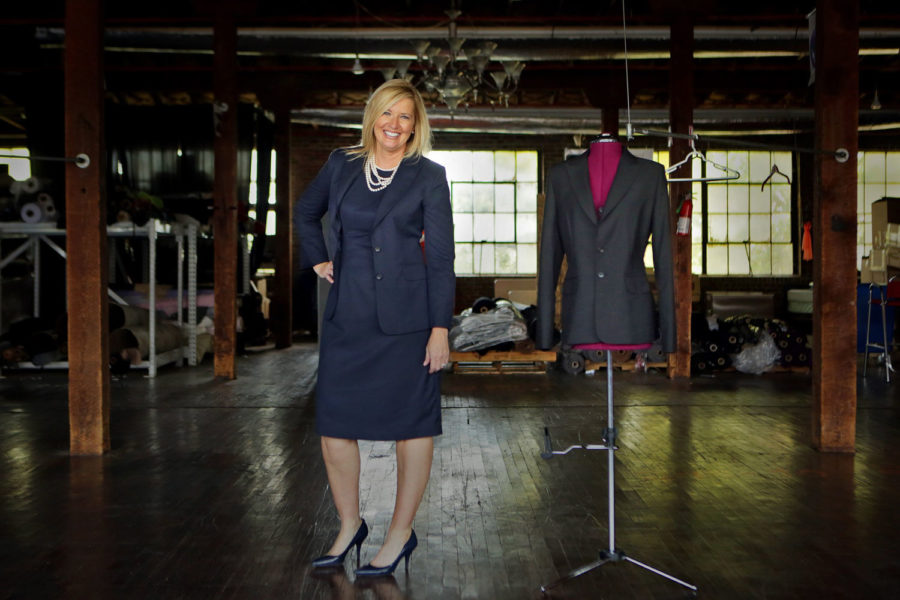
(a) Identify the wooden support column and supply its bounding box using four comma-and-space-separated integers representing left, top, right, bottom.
213, 6, 238, 379
812, 0, 858, 452
272, 101, 293, 349
668, 15, 693, 378
65, 0, 109, 454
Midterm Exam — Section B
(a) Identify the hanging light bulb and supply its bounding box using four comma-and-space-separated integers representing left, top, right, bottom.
871, 88, 882, 110
351, 55, 365, 76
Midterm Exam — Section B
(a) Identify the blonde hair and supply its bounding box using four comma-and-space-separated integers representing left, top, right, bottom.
347, 79, 432, 160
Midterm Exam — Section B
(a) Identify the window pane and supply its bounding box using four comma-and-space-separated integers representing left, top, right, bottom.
516, 183, 537, 212
729, 244, 750, 274
749, 186, 770, 213
473, 184, 494, 213
750, 214, 770, 242
887, 153, 900, 183
473, 151, 494, 181
516, 151, 538, 182
691, 213, 703, 244
266, 210, 276, 236
249, 182, 258, 205
865, 183, 886, 204
772, 212, 791, 243
495, 183, 515, 212
692, 244, 702, 274
454, 243, 473, 274
728, 185, 749, 213
452, 183, 473, 212
448, 151, 473, 181
495, 244, 517, 273
473, 214, 494, 242
727, 151, 749, 183
474, 243, 494, 274
865, 152, 886, 182
453, 213, 473, 242
708, 214, 728, 243
728, 214, 749, 242
517, 243, 537, 274
749, 244, 771, 274
708, 184, 727, 213
749, 152, 770, 183
772, 244, 793, 275
772, 152, 792, 179
771, 184, 790, 212
707, 245, 728, 274
495, 151, 516, 181
495, 214, 515, 242
516, 214, 537, 243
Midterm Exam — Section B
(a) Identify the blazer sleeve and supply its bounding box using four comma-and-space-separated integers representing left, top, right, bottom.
536, 171, 564, 350
650, 163, 677, 352
423, 166, 456, 329
294, 151, 337, 270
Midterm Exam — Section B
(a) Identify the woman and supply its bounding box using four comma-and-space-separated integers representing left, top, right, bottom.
295, 79, 455, 577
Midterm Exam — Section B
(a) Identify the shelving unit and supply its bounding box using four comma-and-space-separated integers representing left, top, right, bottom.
0, 219, 199, 376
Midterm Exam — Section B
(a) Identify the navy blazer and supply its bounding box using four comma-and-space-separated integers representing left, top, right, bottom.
536, 149, 676, 351
295, 149, 455, 335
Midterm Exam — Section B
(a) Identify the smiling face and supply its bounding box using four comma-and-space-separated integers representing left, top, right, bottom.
372, 97, 415, 159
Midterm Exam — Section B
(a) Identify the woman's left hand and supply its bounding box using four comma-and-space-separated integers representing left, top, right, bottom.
423, 327, 450, 374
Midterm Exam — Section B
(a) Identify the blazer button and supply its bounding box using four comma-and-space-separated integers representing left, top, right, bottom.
597, 272, 605, 279
376, 273, 383, 280
374, 246, 382, 252
598, 247, 605, 253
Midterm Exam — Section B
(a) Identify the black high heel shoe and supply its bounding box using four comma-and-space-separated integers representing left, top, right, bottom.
311, 519, 369, 568
355, 530, 418, 577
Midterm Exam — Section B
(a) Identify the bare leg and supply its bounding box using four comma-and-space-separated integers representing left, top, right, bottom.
321, 436, 363, 555
369, 436, 433, 567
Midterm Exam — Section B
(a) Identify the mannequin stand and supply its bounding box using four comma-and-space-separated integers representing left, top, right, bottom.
540, 350, 697, 596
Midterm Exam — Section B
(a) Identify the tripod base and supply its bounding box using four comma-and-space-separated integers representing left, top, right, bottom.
541, 548, 698, 595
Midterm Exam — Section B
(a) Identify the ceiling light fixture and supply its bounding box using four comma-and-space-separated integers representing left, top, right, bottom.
351, 55, 365, 75
379, 4, 524, 113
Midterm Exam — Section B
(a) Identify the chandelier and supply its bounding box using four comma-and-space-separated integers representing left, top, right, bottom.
378, 8, 525, 112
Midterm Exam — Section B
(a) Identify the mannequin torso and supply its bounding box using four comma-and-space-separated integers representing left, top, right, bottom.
575, 139, 652, 352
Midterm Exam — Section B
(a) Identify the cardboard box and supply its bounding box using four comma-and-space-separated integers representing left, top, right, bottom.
872, 197, 900, 248
494, 277, 537, 305
861, 253, 900, 285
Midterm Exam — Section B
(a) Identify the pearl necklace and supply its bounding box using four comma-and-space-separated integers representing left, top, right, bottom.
365, 153, 400, 192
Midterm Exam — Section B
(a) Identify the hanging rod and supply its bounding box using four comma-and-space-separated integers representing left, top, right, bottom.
0, 153, 91, 168
628, 126, 849, 163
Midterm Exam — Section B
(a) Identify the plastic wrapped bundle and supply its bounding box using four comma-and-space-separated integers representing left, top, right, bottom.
449, 302, 529, 352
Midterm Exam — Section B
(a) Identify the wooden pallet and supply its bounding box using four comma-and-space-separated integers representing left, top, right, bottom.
584, 359, 669, 372
449, 350, 557, 374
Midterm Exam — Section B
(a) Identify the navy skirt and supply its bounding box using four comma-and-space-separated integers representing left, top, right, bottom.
314, 175, 441, 441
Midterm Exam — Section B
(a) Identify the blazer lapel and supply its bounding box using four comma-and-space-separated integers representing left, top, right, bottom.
328, 155, 363, 243
602, 149, 641, 218
373, 157, 424, 228
564, 153, 597, 225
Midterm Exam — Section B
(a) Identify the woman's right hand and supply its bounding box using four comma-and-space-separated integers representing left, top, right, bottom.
313, 261, 334, 283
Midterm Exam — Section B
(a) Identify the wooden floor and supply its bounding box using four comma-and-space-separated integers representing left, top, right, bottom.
1, 344, 899, 599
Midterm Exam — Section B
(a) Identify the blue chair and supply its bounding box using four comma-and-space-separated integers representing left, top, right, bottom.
863, 276, 900, 382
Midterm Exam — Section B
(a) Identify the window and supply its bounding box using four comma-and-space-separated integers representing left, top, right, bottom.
857, 151, 900, 267
428, 150, 539, 275
650, 149, 792, 275
247, 148, 277, 238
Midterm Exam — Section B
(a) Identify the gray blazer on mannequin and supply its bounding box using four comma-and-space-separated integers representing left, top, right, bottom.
536, 149, 676, 351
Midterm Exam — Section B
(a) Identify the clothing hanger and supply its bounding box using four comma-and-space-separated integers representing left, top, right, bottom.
760, 163, 791, 191
665, 136, 741, 183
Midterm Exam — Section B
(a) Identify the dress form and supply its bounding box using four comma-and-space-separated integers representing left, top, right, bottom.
574, 138, 652, 352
